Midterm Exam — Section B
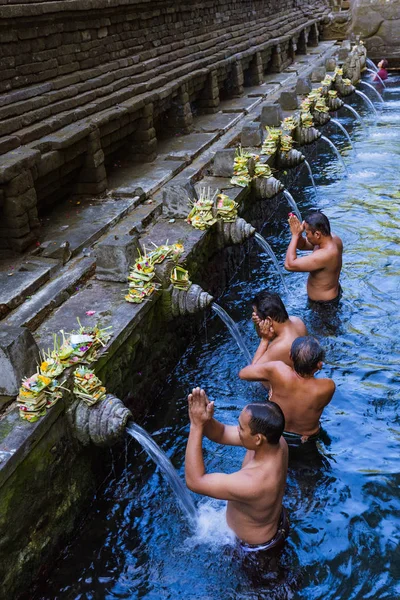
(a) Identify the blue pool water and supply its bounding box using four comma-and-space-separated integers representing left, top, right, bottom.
36, 75, 400, 600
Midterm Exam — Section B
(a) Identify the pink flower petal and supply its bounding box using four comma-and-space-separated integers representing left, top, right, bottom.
86, 310, 96, 316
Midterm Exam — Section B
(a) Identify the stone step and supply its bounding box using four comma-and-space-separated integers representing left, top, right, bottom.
0, 11, 321, 148
2, 256, 96, 331
37, 195, 141, 259
0, 256, 60, 319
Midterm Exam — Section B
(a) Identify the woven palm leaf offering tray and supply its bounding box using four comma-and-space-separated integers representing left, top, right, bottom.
170, 265, 191, 291
261, 127, 282, 155
215, 193, 238, 222
230, 146, 253, 187
73, 366, 106, 406
17, 373, 52, 422
282, 115, 299, 133
187, 187, 218, 230
125, 242, 185, 303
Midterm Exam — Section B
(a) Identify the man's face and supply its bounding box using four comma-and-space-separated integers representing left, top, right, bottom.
304, 223, 319, 246
237, 409, 257, 449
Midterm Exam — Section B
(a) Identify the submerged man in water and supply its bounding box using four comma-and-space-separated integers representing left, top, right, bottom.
251, 290, 307, 373
284, 211, 343, 304
185, 388, 289, 553
239, 336, 335, 449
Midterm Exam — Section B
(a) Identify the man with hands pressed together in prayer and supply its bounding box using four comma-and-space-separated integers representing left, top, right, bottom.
185, 388, 289, 554
284, 211, 343, 304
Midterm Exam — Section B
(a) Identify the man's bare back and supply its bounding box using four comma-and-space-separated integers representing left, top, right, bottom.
306, 234, 343, 301
285, 213, 343, 302
255, 316, 307, 366
185, 388, 288, 545
226, 437, 288, 544
239, 337, 335, 436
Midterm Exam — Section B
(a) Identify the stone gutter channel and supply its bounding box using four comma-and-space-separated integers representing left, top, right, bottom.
0, 37, 355, 597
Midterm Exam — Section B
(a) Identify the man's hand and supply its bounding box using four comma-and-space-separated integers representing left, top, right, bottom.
188, 387, 214, 428
252, 311, 261, 337
288, 214, 304, 237
258, 319, 275, 341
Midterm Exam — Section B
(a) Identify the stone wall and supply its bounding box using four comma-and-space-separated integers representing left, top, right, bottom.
349, 0, 400, 63
0, 0, 330, 253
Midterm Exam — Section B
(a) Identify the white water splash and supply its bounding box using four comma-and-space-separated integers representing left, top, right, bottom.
184, 500, 236, 549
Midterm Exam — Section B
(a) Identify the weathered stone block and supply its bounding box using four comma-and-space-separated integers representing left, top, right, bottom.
96, 233, 141, 282
296, 77, 312, 95
325, 57, 337, 72
241, 123, 263, 147
261, 104, 283, 128
311, 66, 326, 82
212, 149, 236, 177
5, 171, 34, 196
0, 326, 40, 402
163, 180, 198, 218
279, 90, 299, 110
338, 48, 350, 61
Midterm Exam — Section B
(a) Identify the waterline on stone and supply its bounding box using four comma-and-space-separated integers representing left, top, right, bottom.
320, 135, 349, 176
283, 189, 302, 221
212, 303, 252, 364
355, 90, 378, 117
254, 232, 289, 295
330, 118, 355, 153
361, 81, 384, 103
126, 422, 197, 523
342, 103, 366, 130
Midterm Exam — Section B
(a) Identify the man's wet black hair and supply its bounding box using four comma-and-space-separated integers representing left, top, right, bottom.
245, 401, 285, 445
290, 336, 325, 376
252, 290, 289, 323
304, 211, 331, 236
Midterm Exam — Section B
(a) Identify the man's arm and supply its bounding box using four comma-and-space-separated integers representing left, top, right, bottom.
288, 215, 313, 250
185, 429, 255, 501
285, 244, 327, 273
239, 360, 280, 382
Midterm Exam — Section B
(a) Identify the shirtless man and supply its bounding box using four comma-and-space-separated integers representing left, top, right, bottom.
239, 336, 335, 445
185, 387, 289, 551
284, 211, 343, 303
251, 290, 307, 372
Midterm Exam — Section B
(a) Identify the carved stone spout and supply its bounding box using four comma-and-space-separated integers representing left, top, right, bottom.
166, 284, 213, 319
311, 110, 331, 126
293, 125, 321, 145
69, 394, 132, 447
216, 218, 255, 246
334, 75, 355, 97
327, 96, 344, 112
252, 176, 284, 199
276, 149, 305, 169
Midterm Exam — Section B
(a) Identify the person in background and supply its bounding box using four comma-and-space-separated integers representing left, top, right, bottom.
373, 59, 388, 82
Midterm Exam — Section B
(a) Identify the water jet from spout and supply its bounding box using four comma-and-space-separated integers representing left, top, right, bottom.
330, 118, 355, 153
320, 135, 349, 176
254, 232, 289, 294
126, 422, 197, 523
366, 68, 386, 88
304, 159, 317, 198
343, 103, 366, 130
355, 90, 378, 117
211, 303, 252, 364
283, 189, 302, 221
366, 58, 378, 73
361, 81, 384, 103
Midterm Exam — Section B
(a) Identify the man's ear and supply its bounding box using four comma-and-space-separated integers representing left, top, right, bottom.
317, 361, 323, 371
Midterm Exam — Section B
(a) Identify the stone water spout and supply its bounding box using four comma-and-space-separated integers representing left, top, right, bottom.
168, 284, 213, 319
293, 125, 321, 146
252, 175, 284, 199
311, 109, 330, 127
69, 394, 132, 447
216, 217, 255, 246
333, 75, 356, 98
275, 148, 305, 169
327, 95, 344, 112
